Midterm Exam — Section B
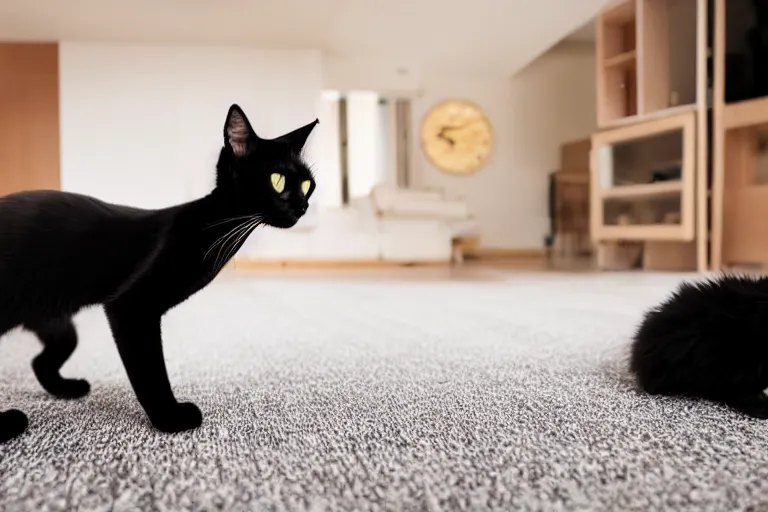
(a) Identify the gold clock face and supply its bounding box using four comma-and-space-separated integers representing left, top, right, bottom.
420, 99, 493, 175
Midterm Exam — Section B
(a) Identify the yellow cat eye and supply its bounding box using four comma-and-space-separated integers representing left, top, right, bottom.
301, 180, 312, 196
270, 173, 285, 193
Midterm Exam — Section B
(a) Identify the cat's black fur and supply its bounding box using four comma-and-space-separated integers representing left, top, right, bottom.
0, 104, 318, 443
630, 274, 768, 418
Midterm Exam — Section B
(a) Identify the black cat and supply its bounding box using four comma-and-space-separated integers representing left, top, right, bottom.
0, 104, 318, 443
630, 273, 768, 418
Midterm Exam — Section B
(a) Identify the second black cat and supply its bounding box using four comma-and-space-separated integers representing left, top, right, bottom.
0, 104, 318, 443
630, 274, 768, 419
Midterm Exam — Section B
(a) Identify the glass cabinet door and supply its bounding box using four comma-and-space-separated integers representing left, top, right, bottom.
590, 111, 696, 241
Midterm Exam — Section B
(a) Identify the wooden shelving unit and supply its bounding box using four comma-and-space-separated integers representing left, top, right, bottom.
597, 1, 639, 126
711, 0, 768, 271
591, 0, 709, 271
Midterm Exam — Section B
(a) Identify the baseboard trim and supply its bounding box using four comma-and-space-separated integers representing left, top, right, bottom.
233, 258, 450, 269
465, 248, 548, 259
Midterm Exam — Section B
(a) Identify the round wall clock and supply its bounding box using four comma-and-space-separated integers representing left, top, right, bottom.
420, 99, 493, 175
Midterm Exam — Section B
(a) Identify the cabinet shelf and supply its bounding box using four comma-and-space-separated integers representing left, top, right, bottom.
599, 104, 696, 129
601, 180, 682, 199
723, 96, 768, 130
605, 50, 636, 70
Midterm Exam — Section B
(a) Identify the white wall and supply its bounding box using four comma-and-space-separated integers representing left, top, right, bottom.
410, 42, 597, 249
57, 41, 596, 259
58, 42, 329, 211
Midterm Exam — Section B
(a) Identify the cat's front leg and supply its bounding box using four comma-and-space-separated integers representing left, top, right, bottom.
104, 304, 202, 433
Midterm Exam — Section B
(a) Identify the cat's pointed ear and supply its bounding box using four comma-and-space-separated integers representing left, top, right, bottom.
224, 104, 257, 157
275, 119, 319, 154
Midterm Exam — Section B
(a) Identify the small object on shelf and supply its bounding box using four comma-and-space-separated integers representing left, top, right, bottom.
651, 164, 682, 182
637, 203, 657, 225
650, 170, 681, 182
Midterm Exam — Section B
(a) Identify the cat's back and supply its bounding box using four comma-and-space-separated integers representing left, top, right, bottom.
0, 189, 152, 228
630, 275, 768, 395
0, 189, 168, 310
0, 189, 162, 246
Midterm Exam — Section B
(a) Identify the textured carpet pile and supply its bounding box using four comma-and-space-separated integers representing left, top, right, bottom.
1, 272, 768, 511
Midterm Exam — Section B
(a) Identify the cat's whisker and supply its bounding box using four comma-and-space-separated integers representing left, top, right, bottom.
206, 224, 249, 265
212, 217, 261, 271
204, 218, 256, 262
204, 215, 255, 229
221, 216, 265, 268
219, 218, 263, 271
213, 223, 249, 271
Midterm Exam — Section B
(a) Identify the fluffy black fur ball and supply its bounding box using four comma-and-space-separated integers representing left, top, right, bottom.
630, 273, 768, 418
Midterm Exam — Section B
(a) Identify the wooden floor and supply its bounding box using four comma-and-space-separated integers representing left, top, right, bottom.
226, 256, 598, 282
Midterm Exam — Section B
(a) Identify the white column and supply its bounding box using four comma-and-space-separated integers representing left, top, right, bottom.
381, 97, 399, 186
346, 90, 385, 198
310, 90, 342, 208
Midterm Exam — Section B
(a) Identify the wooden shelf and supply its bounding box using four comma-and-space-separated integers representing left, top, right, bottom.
605, 50, 636, 69
598, 225, 691, 241
723, 96, 768, 130
597, 0, 637, 125
599, 104, 697, 129
601, 180, 682, 199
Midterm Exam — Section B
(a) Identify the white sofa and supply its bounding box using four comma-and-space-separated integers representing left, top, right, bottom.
237, 184, 479, 264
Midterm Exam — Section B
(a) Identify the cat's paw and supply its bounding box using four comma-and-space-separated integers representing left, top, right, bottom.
51, 379, 91, 399
36, 376, 91, 399
149, 402, 203, 433
0, 409, 29, 443
32, 359, 91, 399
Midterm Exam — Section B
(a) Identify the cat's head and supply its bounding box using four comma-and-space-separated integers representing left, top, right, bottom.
216, 104, 318, 229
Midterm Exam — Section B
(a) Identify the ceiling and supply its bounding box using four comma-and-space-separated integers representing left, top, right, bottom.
0, 0, 607, 76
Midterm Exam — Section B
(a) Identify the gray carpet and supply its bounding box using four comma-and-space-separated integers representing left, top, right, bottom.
1, 271, 768, 511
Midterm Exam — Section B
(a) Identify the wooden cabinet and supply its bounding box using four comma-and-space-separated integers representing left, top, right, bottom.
591, 112, 696, 241
711, 0, 768, 271
592, 0, 709, 271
